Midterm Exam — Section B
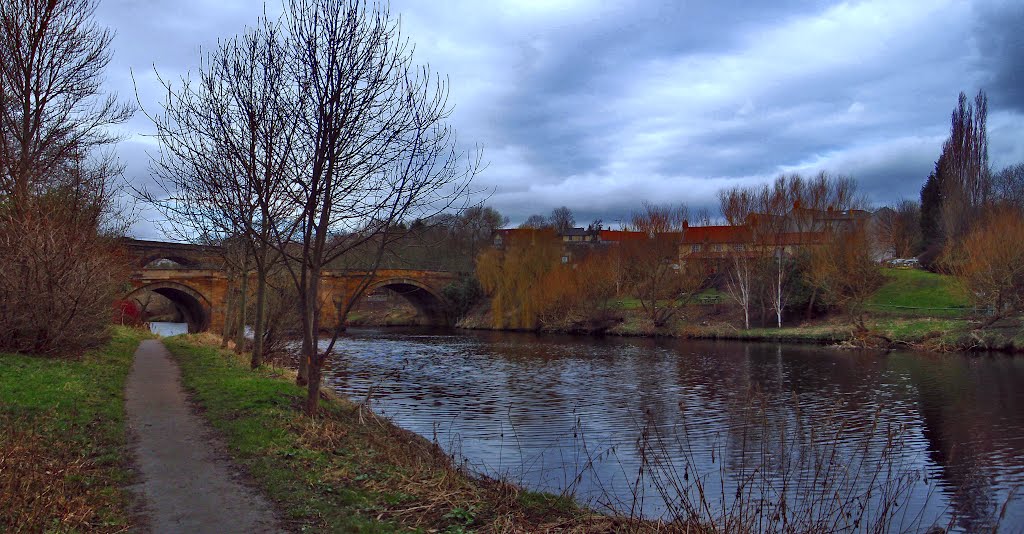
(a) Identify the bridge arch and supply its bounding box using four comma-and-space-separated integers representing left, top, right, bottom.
360, 278, 449, 325
126, 281, 212, 333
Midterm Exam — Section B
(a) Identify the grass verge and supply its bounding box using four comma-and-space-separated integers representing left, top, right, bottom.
162, 334, 629, 533
867, 268, 970, 317
0, 326, 148, 533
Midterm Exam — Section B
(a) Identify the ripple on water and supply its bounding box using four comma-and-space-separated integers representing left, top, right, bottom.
312, 327, 1024, 532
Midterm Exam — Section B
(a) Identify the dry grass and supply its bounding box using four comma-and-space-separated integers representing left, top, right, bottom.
0, 415, 130, 533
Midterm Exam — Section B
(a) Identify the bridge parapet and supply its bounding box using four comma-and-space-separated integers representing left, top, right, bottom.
123, 238, 223, 269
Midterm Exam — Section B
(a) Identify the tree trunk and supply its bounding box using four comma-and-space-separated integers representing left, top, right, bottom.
776, 257, 784, 328
299, 270, 323, 407
220, 278, 233, 348
806, 288, 818, 321
234, 262, 249, 354
251, 260, 268, 368
305, 354, 322, 416
294, 258, 310, 385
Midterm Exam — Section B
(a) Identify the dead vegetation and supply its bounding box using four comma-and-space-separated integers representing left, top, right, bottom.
0, 415, 130, 532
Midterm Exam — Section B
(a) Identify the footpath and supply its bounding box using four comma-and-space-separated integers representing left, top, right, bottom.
125, 339, 283, 533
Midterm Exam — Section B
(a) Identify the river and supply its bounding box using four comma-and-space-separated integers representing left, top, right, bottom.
315, 327, 1022, 531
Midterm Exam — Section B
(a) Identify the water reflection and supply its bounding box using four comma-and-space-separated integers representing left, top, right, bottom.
149, 321, 188, 337
314, 327, 1024, 531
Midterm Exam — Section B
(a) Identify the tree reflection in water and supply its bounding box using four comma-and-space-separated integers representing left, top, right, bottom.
313, 327, 1023, 532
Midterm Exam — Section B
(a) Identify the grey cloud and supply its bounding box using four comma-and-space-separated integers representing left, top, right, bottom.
974, 2, 1024, 112
82, 0, 1024, 237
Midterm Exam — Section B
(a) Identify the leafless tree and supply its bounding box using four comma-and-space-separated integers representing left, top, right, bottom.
719, 187, 756, 328
549, 206, 575, 234
140, 15, 299, 366
938, 90, 991, 245
622, 203, 709, 327
754, 172, 865, 328
279, 0, 477, 415
993, 163, 1024, 210
0, 0, 133, 355
806, 225, 884, 331
519, 214, 549, 229
873, 199, 921, 259
0, 0, 133, 206
628, 201, 687, 234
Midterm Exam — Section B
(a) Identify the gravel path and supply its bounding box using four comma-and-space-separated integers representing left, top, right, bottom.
126, 339, 283, 533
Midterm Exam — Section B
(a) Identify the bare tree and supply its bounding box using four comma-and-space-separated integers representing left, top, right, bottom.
873, 199, 921, 259
751, 172, 865, 328
549, 206, 575, 234
0, 0, 133, 355
519, 214, 549, 229
628, 201, 687, 234
938, 90, 991, 246
617, 202, 708, 327
949, 207, 1024, 326
280, 0, 477, 415
993, 163, 1024, 209
0, 0, 132, 206
719, 187, 756, 329
140, 15, 299, 367
806, 226, 884, 331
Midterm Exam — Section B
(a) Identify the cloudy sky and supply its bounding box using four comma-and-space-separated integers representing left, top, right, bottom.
95, 0, 1024, 237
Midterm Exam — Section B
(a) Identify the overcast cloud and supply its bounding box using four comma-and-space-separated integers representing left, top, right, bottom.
94, 0, 1024, 236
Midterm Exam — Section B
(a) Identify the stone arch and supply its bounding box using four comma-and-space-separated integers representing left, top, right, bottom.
362, 278, 449, 325
126, 281, 212, 333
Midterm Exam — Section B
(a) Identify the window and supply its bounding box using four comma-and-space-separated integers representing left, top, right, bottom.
713, 244, 722, 252
691, 244, 701, 252
733, 244, 744, 251
561, 256, 569, 264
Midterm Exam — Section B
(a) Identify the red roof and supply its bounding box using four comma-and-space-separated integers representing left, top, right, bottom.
598, 230, 648, 242
681, 225, 750, 244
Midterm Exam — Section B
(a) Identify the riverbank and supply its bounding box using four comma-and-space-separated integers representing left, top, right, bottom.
459, 310, 1024, 353
0, 327, 147, 532
452, 268, 1024, 353
162, 333, 644, 532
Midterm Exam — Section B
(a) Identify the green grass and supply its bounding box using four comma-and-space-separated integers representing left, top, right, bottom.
868, 268, 971, 317
163, 336, 594, 533
0, 326, 147, 532
871, 317, 970, 343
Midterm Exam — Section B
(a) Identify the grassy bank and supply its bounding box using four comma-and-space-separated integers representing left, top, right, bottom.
457, 269, 1024, 352
163, 335, 626, 533
0, 326, 147, 532
867, 267, 971, 317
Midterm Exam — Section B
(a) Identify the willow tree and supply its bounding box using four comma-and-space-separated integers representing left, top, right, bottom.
281, 0, 477, 415
476, 229, 561, 329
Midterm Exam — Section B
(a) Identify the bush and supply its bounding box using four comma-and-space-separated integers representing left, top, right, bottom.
442, 276, 483, 323
0, 196, 129, 355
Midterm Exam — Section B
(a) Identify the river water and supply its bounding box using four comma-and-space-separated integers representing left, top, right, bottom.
316, 327, 1023, 532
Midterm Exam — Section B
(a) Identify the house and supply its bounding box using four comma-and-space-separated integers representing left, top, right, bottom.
679, 224, 751, 259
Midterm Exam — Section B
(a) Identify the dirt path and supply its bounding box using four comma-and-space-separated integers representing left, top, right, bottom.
126, 339, 283, 533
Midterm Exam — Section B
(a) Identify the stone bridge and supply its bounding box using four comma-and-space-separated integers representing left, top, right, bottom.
123, 239, 461, 333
